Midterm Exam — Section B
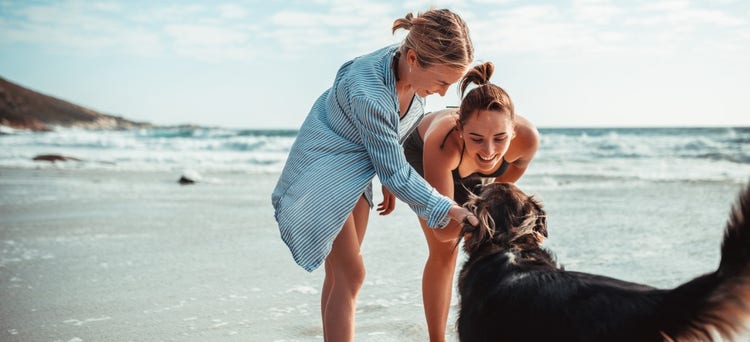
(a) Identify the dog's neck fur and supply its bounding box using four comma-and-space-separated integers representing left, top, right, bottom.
470, 234, 558, 269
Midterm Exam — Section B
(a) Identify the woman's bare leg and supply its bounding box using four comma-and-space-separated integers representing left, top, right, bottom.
420, 219, 460, 342
321, 196, 370, 341
321, 260, 334, 338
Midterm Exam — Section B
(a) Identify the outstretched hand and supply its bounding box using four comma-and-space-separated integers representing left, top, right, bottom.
449, 205, 479, 226
377, 186, 396, 215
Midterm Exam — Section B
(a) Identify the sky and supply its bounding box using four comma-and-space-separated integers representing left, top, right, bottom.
1, 0, 749, 129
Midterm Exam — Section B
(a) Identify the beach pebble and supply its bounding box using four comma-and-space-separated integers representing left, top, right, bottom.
178, 170, 202, 185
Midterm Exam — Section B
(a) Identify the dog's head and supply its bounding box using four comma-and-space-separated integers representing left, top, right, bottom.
460, 183, 547, 256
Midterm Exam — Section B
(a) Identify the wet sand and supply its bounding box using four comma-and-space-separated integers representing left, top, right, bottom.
1, 167, 747, 341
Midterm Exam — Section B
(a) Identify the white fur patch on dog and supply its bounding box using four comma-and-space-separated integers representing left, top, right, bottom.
505, 251, 517, 265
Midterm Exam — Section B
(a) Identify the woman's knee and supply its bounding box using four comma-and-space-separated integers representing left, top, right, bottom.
333, 257, 366, 291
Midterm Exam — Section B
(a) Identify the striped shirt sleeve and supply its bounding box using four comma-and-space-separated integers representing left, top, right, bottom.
351, 95, 453, 228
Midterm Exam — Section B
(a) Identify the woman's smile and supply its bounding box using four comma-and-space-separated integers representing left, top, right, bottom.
476, 153, 500, 167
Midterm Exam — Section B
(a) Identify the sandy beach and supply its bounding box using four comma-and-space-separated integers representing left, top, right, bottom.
1, 166, 748, 341
1, 168, 305, 341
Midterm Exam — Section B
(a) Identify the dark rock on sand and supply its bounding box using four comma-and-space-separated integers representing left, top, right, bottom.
178, 176, 196, 185
0, 76, 151, 131
178, 170, 202, 185
32, 154, 82, 162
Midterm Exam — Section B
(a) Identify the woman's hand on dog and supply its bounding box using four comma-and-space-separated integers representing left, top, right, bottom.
377, 187, 480, 231
377, 186, 396, 216
449, 205, 478, 227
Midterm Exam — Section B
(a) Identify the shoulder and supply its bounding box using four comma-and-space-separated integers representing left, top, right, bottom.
338, 45, 398, 104
422, 109, 459, 138
501, 114, 539, 168
512, 114, 540, 153
346, 45, 397, 85
422, 109, 461, 168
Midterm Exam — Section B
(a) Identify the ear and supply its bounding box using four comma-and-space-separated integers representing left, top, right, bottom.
528, 196, 547, 238
460, 206, 492, 254
405, 49, 419, 69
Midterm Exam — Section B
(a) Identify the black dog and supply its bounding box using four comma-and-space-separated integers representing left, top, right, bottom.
457, 182, 750, 342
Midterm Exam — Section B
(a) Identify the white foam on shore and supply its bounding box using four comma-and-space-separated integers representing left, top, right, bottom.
63, 316, 112, 326
285, 285, 318, 295
2, 126, 748, 180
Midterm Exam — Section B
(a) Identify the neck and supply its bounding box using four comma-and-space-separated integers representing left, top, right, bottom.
394, 53, 413, 98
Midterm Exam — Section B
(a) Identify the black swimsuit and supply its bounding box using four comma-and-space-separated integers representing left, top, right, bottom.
403, 126, 509, 205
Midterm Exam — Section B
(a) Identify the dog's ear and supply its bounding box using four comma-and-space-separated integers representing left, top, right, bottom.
459, 203, 493, 255
527, 195, 547, 238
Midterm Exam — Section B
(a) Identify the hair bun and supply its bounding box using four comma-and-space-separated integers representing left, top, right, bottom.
460, 61, 495, 97
476, 62, 494, 84
392, 12, 415, 33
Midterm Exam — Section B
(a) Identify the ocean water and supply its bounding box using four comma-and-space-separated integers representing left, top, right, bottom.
1, 126, 749, 183
0, 127, 297, 174
2, 126, 750, 341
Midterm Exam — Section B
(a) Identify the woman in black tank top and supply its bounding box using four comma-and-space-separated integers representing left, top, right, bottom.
393, 62, 540, 341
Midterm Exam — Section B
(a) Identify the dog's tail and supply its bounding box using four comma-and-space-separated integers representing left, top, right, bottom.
660, 182, 750, 341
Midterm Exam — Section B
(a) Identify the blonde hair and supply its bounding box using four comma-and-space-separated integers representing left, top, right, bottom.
392, 9, 473, 70
458, 62, 515, 124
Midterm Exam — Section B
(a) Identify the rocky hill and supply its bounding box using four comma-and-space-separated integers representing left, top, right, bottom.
0, 77, 151, 131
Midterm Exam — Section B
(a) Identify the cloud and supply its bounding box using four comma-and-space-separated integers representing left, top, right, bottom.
470, 0, 516, 4
218, 4, 248, 19
1, 0, 748, 64
0, 2, 146, 52
634, 1, 744, 27
638, 0, 691, 12
464, 0, 750, 62
403, 0, 468, 10
165, 25, 248, 46
572, 1, 624, 25
164, 23, 257, 62
469, 5, 598, 57
0, 1, 264, 62
0, 2, 158, 56
268, 11, 323, 27
262, 1, 399, 59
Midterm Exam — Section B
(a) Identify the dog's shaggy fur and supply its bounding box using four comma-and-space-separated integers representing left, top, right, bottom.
457, 182, 750, 342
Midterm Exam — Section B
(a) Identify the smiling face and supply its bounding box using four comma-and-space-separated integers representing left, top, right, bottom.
410, 63, 467, 97
403, 49, 467, 97
458, 109, 514, 173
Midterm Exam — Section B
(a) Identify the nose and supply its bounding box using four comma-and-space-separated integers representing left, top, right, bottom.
482, 141, 495, 155
437, 84, 450, 97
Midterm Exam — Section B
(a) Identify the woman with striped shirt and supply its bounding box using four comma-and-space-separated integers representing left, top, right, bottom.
271, 8, 476, 341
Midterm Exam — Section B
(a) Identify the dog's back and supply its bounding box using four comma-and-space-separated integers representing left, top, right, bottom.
457, 182, 750, 342
457, 243, 670, 341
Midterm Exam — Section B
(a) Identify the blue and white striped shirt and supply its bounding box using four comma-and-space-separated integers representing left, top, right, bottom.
271, 45, 454, 272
